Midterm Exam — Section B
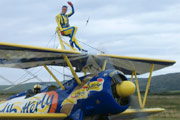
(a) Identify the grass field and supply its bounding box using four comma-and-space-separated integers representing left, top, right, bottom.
0, 94, 179, 120
146, 95, 180, 120
134, 94, 180, 120
0, 95, 11, 101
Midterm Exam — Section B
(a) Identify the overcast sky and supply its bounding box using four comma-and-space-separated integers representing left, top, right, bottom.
0, 0, 180, 85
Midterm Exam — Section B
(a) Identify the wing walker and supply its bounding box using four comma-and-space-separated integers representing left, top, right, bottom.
0, 1, 176, 120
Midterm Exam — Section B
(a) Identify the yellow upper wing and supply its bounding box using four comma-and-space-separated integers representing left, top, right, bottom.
0, 42, 85, 70
0, 42, 175, 75
0, 113, 67, 120
95, 54, 175, 74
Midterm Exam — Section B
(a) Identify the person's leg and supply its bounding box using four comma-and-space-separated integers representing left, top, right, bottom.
71, 27, 87, 51
63, 26, 82, 50
74, 38, 82, 51
71, 26, 77, 43
63, 26, 87, 52
63, 27, 74, 47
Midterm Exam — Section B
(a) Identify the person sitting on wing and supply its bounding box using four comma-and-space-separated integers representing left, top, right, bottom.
56, 1, 87, 52
34, 84, 41, 94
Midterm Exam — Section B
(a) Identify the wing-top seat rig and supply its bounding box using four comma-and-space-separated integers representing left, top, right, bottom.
0, 13, 176, 120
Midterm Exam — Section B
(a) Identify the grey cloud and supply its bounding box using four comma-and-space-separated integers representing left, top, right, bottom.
74, 0, 180, 20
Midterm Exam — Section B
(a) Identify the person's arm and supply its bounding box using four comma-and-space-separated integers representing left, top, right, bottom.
55, 14, 63, 31
67, 1, 74, 17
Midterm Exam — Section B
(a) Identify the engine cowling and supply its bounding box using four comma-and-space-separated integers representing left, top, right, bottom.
81, 69, 136, 117
110, 71, 135, 107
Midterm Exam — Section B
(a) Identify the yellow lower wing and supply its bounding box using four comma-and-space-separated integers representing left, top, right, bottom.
0, 113, 67, 120
110, 108, 165, 120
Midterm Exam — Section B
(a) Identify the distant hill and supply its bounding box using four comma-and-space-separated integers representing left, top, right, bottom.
0, 82, 60, 94
136, 72, 180, 93
0, 72, 180, 94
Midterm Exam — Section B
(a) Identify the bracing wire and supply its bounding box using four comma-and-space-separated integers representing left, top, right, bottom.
46, 31, 57, 47
12, 31, 57, 85
15, 72, 31, 84
49, 66, 73, 79
3, 76, 37, 91
60, 32, 105, 54
23, 69, 43, 82
78, 40, 105, 54
0, 75, 15, 85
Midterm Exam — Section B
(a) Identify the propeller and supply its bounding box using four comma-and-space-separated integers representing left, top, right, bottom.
116, 81, 136, 98
110, 71, 150, 120
110, 72, 136, 106
96, 54, 151, 120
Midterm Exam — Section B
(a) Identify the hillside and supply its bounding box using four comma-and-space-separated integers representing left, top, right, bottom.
0, 72, 180, 94
0, 82, 60, 94
137, 72, 180, 93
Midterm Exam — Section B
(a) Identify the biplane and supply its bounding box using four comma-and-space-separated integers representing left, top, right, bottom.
0, 24, 176, 120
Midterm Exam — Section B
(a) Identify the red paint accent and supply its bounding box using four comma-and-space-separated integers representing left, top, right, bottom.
98, 78, 103, 82
83, 86, 87, 89
46, 91, 58, 113
71, 95, 76, 98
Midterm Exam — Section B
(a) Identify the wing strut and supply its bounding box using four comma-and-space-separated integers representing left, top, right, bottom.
63, 55, 82, 85
101, 59, 107, 71
132, 64, 154, 109
56, 26, 76, 51
142, 64, 154, 108
43, 64, 65, 90
56, 27, 64, 50
83, 67, 87, 76
56, 22, 81, 85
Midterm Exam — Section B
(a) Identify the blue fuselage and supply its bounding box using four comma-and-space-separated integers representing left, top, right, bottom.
1, 69, 130, 120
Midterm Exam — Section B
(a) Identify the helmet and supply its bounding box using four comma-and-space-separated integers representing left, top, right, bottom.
34, 84, 41, 94
34, 84, 41, 89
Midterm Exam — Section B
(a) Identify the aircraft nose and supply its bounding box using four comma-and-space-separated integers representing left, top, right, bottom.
116, 81, 136, 97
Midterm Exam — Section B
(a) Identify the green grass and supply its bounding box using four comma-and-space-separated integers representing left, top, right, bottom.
133, 95, 180, 120
0, 95, 12, 101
